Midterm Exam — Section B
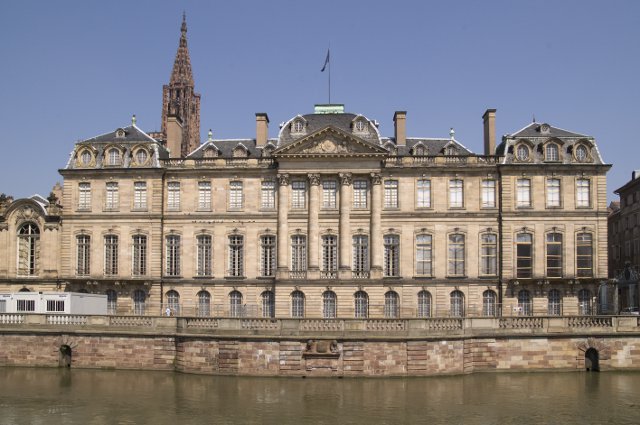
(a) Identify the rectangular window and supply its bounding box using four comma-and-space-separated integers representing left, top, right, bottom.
291, 181, 306, 209
576, 233, 593, 277
352, 235, 369, 273
196, 235, 212, 276
133, 182, 147, 210
322, 235, 338, 272
78, 182, 91, 210
105, 182, 119, 210
132, 235, 147, 276
384, 235, 400, 277
546, 233, 563, 278
481, 180, 496, 208
516, 178, 531, 208
415, 234, 432, 276
167, 182, 180, 210
322, 180, 337, 209
166, 235, 181, 276
260, 235, 276, 277
198, 181, 212, 210
261, 180, 276, 209
76, 235, 91, 276
291, 235, 307, 272
353, 180, 368, 209
546, 178, 561, 208
576, 178, 591, 207
416, 179, 431, 208
449, 179, 464, 208
229, 181, 243, 209
480, 234, 497, 275
228, 235, 244, 277
384, 180, 399, 208
104, 235, 118, 276
516, 233, 533, 278
448, 234, 465, 276
17, 300, 36, 312
46, 300, 65, 312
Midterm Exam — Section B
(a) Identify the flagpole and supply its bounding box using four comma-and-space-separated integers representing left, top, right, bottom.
328, 44, 331, 104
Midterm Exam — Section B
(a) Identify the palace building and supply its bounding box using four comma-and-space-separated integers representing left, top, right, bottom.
0, 17, 611, 318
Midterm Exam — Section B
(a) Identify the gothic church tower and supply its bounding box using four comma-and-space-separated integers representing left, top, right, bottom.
160, 14, 201, 157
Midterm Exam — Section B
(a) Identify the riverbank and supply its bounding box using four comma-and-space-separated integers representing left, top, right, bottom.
1, 314, 639, 376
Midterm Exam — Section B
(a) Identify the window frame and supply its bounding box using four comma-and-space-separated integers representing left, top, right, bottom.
448, 179, 464, 209
447, 233, 465, 277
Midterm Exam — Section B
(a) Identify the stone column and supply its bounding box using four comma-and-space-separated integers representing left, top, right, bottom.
277, 173, 289, 279
339, 173, 352, 279
307, 173, 320, 278
370, 173, 383, 278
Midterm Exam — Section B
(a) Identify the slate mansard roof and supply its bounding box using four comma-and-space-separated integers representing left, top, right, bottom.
64, 124, 169, 170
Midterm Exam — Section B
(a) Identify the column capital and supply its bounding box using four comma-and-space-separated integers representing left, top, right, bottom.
370, 173, 382, 185
308, 173, 321, 186
339, 172, 353, 186
277, 173, 290, 186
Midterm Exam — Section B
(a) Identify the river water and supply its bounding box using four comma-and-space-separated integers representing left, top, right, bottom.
0, 368, 638, 425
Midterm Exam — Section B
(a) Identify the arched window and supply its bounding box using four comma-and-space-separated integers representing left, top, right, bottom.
133, 289, 146, 316
414, 145, 425, 156
322, 290, 337, 319
578, 289, 592, 316
166, 290, 180, 316
384, 291, 400, 318
517, 290, 532, 316
450, 290, 465, 317
18, 287, 31, 292
106, 289, 117, 315
548, 289, 562, 316
354, 291, 369, 318
17, 223, 40, 276
197, 291, 211, 317
291, 290, 305, 318
482, 290, 497, 317
516, 144, 529, 161
229, 290, 243, 318
575, 145, 588, 162
261, 290, 275, 318
545, 143, 559, 161
107, 148, 121, 166
417, 290, 432, 318
135, 149, 148, 165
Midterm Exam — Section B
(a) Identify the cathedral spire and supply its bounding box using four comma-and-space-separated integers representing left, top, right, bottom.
161, 14, 201, 157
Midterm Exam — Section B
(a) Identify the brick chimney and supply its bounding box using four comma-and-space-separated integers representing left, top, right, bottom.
482, 109, 496, 156
166, 116, 183, 158
256, 113, 269, 146
393, 111, 407, 146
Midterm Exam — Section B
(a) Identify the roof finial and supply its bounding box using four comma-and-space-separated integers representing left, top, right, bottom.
449, 127, 455, 140
532, 114, 536, 123
208, 129, 213, 142
132, 114, 137, 126
181, 11, 187, 34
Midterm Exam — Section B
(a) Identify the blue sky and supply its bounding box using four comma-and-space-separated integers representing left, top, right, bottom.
1, 1, 638, 202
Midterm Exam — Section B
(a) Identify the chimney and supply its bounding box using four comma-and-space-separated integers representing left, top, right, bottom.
256, 113, 269, 146
166, 116, 183, 158
483, 109, 496, 156
393, 111, 407, 146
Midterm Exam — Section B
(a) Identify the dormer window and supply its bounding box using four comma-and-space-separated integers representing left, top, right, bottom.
107, 148, 121, 166
233, 146, 248, 158
575, 145, 588, 162
116, 129, 126, 138
353, 119, 367, 133
516, 144, 530, 161
414, 145, 425, 156
135, 149, 149, 165
292, 119, 305, 133
262, 145, 274, 157
540, 124, 550, 134
445, 146, 457, 156
203, 147, 218, 158
545, 143, 559, 161
80, 150, 92, 166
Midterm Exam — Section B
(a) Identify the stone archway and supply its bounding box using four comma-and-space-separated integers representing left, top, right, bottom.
576, 338, 609, 371
584, 347, 599, 372
56, 335, 77, 368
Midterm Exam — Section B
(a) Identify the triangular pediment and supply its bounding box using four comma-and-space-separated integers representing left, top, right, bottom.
273, 126, 387, 157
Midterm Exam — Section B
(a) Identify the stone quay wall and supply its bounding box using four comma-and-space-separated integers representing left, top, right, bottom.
0, 315, 639, 376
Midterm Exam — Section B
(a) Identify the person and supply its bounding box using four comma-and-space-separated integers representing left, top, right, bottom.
165, 307, 171, 317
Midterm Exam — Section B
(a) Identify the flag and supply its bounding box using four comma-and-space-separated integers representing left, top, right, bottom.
321, 49, 330, 72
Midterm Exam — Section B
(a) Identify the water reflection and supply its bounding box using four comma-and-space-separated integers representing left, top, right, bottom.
0, 368, 638, 424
